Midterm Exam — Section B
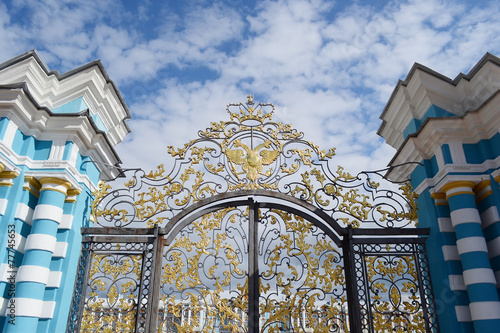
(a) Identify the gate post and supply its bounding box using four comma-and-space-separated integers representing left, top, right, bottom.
248, 199, 260, 333
145, 227, 163, 333
343, 227, 361, 333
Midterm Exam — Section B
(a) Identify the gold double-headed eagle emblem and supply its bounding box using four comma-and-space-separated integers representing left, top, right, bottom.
225, 139, 280, 181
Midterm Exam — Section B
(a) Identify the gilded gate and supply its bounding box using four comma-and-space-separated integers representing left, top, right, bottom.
66, 96, 439, 333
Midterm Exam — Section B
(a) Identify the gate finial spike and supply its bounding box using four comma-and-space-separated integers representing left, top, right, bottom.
247, 94, 254, 105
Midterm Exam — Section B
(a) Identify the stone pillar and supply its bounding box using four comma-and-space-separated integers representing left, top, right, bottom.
3, 177, 71, 333
442, 180, 500, 331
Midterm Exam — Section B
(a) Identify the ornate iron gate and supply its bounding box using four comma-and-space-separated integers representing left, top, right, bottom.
67, 97, 439, 332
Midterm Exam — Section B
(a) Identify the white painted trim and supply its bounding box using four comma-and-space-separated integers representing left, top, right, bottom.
487, 236, 500, 259
469, 301, 500, 320
449, 275, 466, 290
0, 263, 17, 283
12, 232, 26, 254
449, 141, 467, 164
450, 208, 481, 227
3, 121, 18, 149
0, 198, 8, 215
481, 206, 500, 229
442, 245, 460, 261
16, 265, 49, 284
24, 233, 57, 253
53, 242, 68, 258
47, 271, 62, 288
14, 203, 34, 224
435, 146, 445, 170
463, 268, 497, 285
446, 186, 474, 197
0, 297, 7, 317
1, 298, 55, 318
455, 305, 472, 322
33, 204, 63, 224
59, 214, 74, 229
495, 270, 500, 288
456, 237, 488, 254
438, 217, 454, 233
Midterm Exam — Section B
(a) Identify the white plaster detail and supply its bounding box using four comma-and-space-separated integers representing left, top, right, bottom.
456, 237, 488, 254
69, 143, 79, 169
450, 208, 481, 227
16, 265, 50, 284
438, 217, 454, 233
455, 305, 472, 322
448, 141, 467, 164
15, 203, 34, 224
12, 232, 26, 254
481, 206, 500, 229
47, 271, 62, 288
53, 242, 68, 258
59, 214, 74, 229
24, 233, 57, 253
446, 186, 474, 198
469, 301, 500, 320
2, 298, 55, 318
463, 268, 497, 286
0, 297, 7, 317
435, 147, 445, 170
0, 263, 17, 283
48, 139, 66, 160
442, 245, 460, 261
33, 204, 63, 224
487, 236, 500, 259
3, 121, 18, 149
0, 198, 8, 215
449, 275, 466, 290
495, 270, 500, 288
40, 183, 69, 194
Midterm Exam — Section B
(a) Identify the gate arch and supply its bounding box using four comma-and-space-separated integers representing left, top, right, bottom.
67, 97, 439, 332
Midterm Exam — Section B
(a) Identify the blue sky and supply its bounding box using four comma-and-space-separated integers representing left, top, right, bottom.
1, 0, 500, 173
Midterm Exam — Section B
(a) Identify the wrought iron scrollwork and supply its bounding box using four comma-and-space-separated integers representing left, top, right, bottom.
259, 209, 348, 333
352, 241, 438, 333
91, 96, 418, 230
69, 240, 154, 333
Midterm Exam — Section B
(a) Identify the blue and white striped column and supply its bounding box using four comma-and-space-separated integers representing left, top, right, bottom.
3, 177, 71, 333
37, 188, 80, 333
442, 180, 500, 331
430, 192, 473, 330
0, 168, 21, 329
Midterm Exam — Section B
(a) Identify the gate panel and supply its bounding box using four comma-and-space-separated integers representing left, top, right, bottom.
159, 207, 249, 332
67, 237, 155, 332
259, 208, 347, 333
352, 240, 439, 333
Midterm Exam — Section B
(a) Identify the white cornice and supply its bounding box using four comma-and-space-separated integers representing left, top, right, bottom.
379, 53, 500, 151
0, 88, 121, 181
0, 51, 130, 147
386, 86, 500, 183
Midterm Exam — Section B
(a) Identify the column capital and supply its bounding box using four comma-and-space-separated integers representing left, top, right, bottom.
430, 192, 448, 206
65, 188, 82, 203
24, 176, 42, 197
442, 180, 476, 200
0, 170, 20, 187
474, 180, 493, 203
39, 177, 72, 195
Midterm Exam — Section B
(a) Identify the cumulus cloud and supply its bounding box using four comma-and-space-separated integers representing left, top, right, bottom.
2, 0, 500, 175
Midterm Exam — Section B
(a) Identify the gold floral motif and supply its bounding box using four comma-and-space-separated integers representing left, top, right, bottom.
159, 208, 247, 332
365, 253, 424, 332
81, 252, 142, 332
260, 210, 347, 332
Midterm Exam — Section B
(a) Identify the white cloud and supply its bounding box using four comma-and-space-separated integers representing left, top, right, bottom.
3, 0, 500, 176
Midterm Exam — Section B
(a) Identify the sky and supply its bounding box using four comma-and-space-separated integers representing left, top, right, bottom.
1, 0, 500, 175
